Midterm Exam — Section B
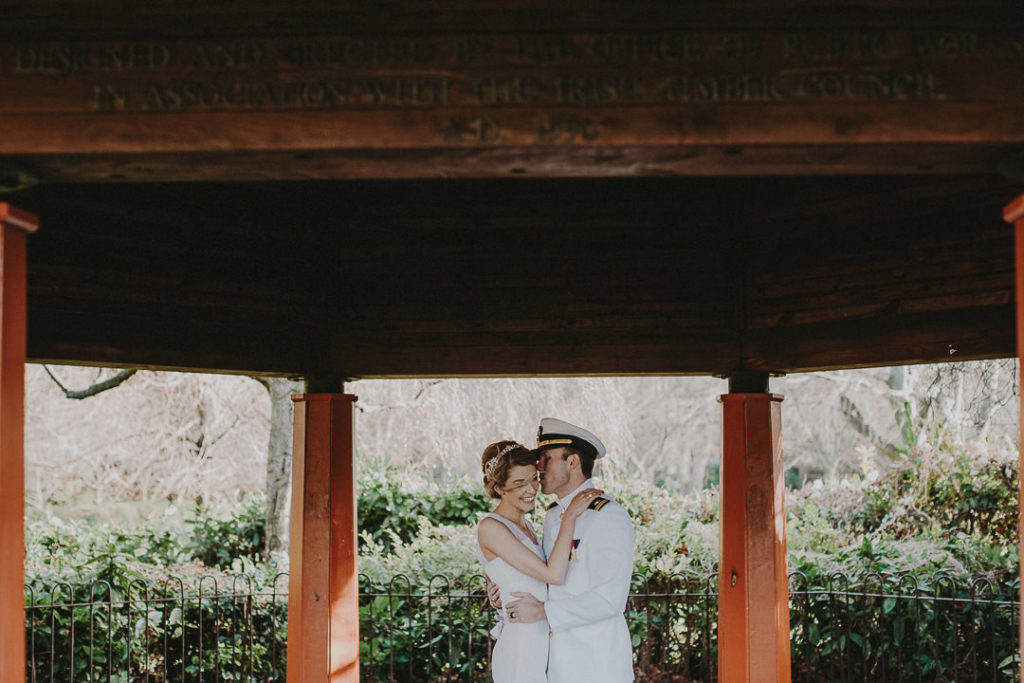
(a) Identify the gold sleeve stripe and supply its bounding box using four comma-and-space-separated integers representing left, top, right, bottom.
539, 438, 573, 447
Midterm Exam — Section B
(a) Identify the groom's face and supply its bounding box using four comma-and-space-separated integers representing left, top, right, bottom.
537, 446, 572, 496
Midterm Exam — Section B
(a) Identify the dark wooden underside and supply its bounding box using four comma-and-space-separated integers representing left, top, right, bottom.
13, 174, 1017, 377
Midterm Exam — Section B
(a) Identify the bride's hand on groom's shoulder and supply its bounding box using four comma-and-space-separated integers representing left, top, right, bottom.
565, 488, 603, 519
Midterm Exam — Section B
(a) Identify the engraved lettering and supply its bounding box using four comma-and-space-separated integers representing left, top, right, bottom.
454, 38, 491, 63
441, 117, 500, 143
15, 43, 169, 74
378, 40, 427, 65
142, 81, 356, 110
796, 71, 941, 99
5, 29, 1002, 116
190, 41, 267, 70
358, 78, 450, 105
537, 116, 602, 143
471, 78, 532, 104
589, 33, 703, 61
475, 117, 500, 142
781, 34, 804, 58
280, 39, 432, 67
860, 32, 891, 59
783, 32, 892, 59
145, 85, 171, 110
93, 85, 129, 110
191, 46, 210, 69
719, 34, 759, 58
797, 72, 855, 98
825, 34, 853, 58
362, 80, 389, 104
913, 32, 984, 57
555, 75, 639, 103
515, 35, 578, 61
15, 47, 36, 72
663, 73, 782, 102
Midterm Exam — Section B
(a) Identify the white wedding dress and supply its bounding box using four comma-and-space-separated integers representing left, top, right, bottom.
478, 512, 550, 683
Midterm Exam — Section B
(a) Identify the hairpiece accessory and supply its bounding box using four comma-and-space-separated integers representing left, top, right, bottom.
485, 442, 520, 479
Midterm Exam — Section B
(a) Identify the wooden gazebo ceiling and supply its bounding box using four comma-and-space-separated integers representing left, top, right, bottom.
1, 0, 1022, 376
13, 174, 1017, 377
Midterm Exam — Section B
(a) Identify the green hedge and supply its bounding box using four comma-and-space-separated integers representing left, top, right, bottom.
23, 442, 1019, 680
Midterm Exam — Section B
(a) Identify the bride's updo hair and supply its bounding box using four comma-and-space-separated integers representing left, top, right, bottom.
481, 440, 536, 499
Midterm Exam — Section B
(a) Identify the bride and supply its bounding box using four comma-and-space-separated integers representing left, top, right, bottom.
477, 440, 601, 683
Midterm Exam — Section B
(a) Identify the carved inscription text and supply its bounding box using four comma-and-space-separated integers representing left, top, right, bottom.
2, 29, 1021, 145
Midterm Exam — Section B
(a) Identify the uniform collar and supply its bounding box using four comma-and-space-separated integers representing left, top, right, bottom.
556, 478, 595, 511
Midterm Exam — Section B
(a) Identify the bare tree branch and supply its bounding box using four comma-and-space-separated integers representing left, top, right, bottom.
43, 365, 138, 399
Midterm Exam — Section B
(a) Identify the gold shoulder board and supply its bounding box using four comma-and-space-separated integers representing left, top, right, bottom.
588, 498, 609, 511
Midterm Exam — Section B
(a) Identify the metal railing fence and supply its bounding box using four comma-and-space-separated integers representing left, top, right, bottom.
24, 572, 1019, 682
25, 574, 289, 683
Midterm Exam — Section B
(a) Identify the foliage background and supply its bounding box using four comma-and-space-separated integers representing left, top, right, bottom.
20, 359, 1021, 681
26, 436, 1017, 590
26, 360, 1018, 507
24, 420, 1019, 681
24, 358, 1020, 581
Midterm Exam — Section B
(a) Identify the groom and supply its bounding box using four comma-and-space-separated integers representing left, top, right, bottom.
505, 417, 635, 683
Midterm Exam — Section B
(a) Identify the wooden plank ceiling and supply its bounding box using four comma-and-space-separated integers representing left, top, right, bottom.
12, 174, 1017, 377
0, 0, 1021, 376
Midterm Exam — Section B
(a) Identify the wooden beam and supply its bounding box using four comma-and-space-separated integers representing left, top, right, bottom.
742, 305, 1014, 372
10, 176, 1018, 376
0, 1, 1022, 181
0, 203, 37, 683
7, 143, 1021, 183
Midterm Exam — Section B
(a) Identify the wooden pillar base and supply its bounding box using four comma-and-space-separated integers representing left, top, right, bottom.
718, 391, 791, 683
0, 204, 36, 680
287, 393, 359, 683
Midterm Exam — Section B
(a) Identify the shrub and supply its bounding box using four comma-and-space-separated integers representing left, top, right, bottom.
187, 492, 267, 568
357, 460, 491, 552
23, 438, 1021, 681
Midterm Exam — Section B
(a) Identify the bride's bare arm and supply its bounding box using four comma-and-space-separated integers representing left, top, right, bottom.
477, 488, 602, 586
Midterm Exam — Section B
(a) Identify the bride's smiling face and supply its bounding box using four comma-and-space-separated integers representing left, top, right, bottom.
498, 464, 541, 512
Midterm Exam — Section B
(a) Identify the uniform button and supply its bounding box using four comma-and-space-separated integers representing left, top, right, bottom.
549, 631, 553, 638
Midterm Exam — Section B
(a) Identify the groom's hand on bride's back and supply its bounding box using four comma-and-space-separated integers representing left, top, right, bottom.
507, 592, 545, 623
485, 574, 502, 609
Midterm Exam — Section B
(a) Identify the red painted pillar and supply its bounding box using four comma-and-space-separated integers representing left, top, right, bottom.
1004, 193, 1024, 680
718, 374, 791, 682
0, 204, 36, 682
287, 392, 359, 683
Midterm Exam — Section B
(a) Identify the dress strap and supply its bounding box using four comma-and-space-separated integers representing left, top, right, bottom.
484, 512, 539, 546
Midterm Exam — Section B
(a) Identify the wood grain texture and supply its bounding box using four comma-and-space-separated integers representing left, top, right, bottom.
8, 144, 1019, 184
0, 218, 29, 681
1, 0, 1022, 179
13, 175, 1017, 376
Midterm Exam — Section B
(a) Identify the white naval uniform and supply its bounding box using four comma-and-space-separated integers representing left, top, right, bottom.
543, 478, 635, 683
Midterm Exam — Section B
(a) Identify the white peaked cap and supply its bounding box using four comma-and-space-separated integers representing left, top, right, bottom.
537, 417, 606, 459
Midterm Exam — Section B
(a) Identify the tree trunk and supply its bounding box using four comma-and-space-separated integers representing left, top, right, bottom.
257, 377, 301, 556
